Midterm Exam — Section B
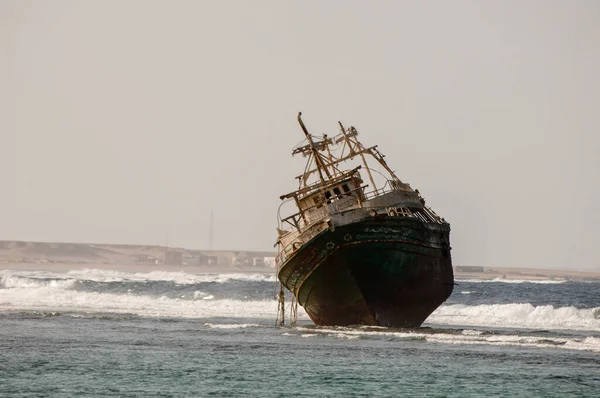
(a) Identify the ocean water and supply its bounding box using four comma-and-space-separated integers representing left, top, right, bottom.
1, 268, 599, 397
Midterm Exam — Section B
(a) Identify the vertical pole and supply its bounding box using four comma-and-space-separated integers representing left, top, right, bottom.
277, 284, 285, 326
209, 208, 214, 250
298, 112, 331, 183
339, 122, 378, 192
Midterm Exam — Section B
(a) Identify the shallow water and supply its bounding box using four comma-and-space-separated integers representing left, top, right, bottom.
1, 269, 599, 396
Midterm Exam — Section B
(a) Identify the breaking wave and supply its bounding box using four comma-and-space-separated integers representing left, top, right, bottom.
0, 269, 285, 319
456, 278, 566, 284
287, 326, 600, 353
65, 269, 276, 284
2, 269, 598, 337
1, 269, 275, 284
0, 286, 282, 319
1, 274, 77, 289
426, 303, 600, 332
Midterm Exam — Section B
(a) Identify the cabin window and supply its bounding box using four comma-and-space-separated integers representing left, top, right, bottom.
324, 191, 332, 200
342, 184, 350, 193
333, 187, 341, 196
313, 197, 322, 208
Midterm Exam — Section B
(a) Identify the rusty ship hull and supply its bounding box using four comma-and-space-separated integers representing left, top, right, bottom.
277, 216, 454, 327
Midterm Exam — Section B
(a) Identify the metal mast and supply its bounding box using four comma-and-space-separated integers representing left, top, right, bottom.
297, 112, 332, 185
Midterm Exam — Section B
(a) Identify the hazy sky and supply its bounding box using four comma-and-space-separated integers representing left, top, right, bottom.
1, 1, 599, 270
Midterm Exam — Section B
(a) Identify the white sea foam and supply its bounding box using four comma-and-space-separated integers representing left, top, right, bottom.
564, 336, 600, 352
0, 269, 294, 319
0, 286, 285, 319
426, 303, 600, 332
65, 269, 276, 284
1, 268, 275, 285
332, 333, 360, 340
204, 323, 261, 329
1, 274, 77, 289
456, 278, 566, 284
424, 331, 600, 352
290, 326, 600, 353
2, 270, 597, 342
193, 291, 213, 300
461, 329, 484, 336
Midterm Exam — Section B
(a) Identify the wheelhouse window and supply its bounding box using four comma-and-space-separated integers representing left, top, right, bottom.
313, 197, 323, 208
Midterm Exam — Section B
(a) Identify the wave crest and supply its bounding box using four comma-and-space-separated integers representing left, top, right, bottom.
66, 269, 276, 284
456, 278, 566, 284
427, 303, 600, 331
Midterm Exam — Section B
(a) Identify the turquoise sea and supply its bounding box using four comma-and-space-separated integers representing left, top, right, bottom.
1, 269, 599, 397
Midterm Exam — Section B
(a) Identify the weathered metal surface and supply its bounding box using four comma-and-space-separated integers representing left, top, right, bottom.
278, 216, 453, 327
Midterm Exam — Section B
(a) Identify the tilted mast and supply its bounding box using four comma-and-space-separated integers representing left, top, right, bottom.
337, 121, 378, 191
292, 115, 405, 193
295, 112, 331, 186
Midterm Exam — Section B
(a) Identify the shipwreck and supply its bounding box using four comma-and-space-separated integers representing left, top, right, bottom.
275, 113, 454, 328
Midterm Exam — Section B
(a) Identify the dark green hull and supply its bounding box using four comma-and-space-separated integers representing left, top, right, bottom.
277, 217, 454, 327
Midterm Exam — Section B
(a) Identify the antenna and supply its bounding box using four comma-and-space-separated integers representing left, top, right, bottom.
209, 208, 214, 250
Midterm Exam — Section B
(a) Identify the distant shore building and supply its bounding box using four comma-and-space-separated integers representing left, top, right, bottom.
263, 257, 276, 268
135, 255, 159, 265
164, 251, 183, 265
455, 265, 484, 273
252, 257, 265, 267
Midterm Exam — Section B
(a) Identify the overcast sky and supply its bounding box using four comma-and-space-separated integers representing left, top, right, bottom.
1, 1, 599, 270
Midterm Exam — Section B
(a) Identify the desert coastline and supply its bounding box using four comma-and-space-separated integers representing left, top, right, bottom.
1, 240, 599, 281
0, 261, 274, 275
0, 240, 277, 275
3, 263, 600, 283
